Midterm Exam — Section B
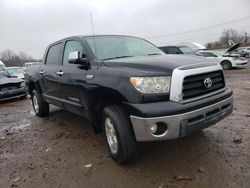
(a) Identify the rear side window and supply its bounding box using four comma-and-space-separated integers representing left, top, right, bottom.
202, 52, 217, 57
167, 47, 182, 54
161, 47, 182, 54
46, 43, 62, 65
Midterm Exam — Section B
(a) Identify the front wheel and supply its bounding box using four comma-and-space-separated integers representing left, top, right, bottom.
103, 105, 138, 164
32, 90, 49, 117
221, 60, 232, 70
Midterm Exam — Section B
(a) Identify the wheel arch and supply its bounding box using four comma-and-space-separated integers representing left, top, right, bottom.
88, 89, 128, 134
220, 59, 232, 69
28, 81, 42, 96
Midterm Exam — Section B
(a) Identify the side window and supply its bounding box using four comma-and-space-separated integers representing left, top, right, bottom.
208, 52, 217, 57
195, 52, 203, 56
160, 47, 169, 53
168, 47, 181, 54
63, 41, 84, 65
199, 52, 206, 57
203, 52, 217, 57
46, 43, 62, 65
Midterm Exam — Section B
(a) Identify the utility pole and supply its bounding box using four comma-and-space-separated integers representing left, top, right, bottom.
245, 32, 248, 44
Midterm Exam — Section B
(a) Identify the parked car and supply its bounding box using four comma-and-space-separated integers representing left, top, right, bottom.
237, 47, 250, 58
242, 46, 250, 54
0, 72, 27, 101
6, 67, 24, 79
23, 62, 40, 71
25, 35, 233, 164
23, 62, 33, 68
194, 50, 248, 70
159, 46, 184, 54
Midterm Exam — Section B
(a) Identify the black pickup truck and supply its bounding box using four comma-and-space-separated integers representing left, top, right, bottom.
25, 35, 233, 163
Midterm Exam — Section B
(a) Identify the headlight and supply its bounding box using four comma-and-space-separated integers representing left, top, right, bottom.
130, 76, 171, 94
21, 82, 25, 87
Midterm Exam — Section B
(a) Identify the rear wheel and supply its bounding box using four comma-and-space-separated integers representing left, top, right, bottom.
32, 90, 49, 117
221, 60, 232, 70
103, 105, 138, 164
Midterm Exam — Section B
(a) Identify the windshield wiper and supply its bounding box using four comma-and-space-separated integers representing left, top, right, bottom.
102, 55, 134, 61
147, 53, 162, 56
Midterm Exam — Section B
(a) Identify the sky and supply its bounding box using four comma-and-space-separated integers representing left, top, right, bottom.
0, 0, 250, 58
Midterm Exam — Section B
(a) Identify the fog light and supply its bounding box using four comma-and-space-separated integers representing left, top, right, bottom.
149, 124, 157, 134
149, 122, 168, 136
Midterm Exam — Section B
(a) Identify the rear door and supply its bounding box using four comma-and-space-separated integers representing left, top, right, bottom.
40, 42, 63, 103
57, 39, 88, 115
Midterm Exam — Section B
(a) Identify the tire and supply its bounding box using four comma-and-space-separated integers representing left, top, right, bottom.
221, 60, 232, 70
103, 105, 138, 164
245, 54, 249, 58
32, 90, 49, 117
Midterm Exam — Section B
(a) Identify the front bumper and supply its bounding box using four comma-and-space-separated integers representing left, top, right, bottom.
130, 95, 233, 142
234, 60, 248, 67
0, 87, 27, 101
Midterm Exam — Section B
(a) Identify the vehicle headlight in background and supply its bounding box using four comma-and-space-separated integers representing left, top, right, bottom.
20, 82, 25, 87
130, 76, 171, 94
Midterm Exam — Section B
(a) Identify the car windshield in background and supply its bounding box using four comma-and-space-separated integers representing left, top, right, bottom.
7, 68, 23, 75
85, 36, 162, 60
178, 46, 195, 54
213, 50, 225, 56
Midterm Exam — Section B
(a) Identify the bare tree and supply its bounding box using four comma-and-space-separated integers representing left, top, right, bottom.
0, 49, 16, 62
206, 28, 248, 49
18, 51, 34, 62
219, 29, 245, 46
0, 49, 37, 67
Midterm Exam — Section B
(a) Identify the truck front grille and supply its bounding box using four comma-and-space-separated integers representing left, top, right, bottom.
182, 70, 225, 99
0, 83, 20, 92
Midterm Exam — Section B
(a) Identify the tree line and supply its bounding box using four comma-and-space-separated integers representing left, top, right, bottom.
206, 28, 249, 49
0, 49, 40, 67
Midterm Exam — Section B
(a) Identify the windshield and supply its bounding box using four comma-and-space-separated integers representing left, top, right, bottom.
178, 46, 195, 54
213, 50, 225, 56
7, 68, 23, 75
85, 36, 162, 60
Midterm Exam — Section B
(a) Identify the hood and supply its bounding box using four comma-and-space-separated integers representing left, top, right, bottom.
102, 54, 217, 75
0, 77, 23, 85
224, 43, 240, 54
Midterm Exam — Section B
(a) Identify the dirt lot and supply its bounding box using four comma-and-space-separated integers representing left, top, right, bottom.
0, 64, 250, 188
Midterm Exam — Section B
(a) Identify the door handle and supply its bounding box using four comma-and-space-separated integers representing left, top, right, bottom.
39, 70, 44, 75
56, 71, 64, 76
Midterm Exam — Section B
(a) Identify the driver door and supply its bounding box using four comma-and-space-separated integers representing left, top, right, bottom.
57, 40, 88, 115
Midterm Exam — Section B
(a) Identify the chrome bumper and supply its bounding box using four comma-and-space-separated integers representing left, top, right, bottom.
130, 96, 233, 142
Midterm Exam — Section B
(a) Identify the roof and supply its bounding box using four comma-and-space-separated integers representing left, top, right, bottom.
50, 35, 143, 44
47, 34, 148, 49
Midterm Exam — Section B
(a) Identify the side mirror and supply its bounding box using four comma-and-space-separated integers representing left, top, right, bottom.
68, 51, 89, 68
68, 51, 80, 63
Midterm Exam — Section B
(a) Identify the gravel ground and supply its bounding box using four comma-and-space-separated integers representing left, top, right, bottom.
0, 63, 249, 188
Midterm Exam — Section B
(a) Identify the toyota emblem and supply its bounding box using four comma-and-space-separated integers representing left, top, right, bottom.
203, 77, 212, 88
